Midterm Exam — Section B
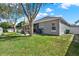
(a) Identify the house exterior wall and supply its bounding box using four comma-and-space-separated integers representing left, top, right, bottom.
59, 21, 70, 35
38, 20, 59, 35
70, 26, 79, 34
7, 28, 17, 32
0, 27, 3, 35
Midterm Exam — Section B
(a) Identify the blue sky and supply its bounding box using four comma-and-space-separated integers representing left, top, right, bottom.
35, 3, 79, 24
17, 3, 79, 24
0, 3, 79, 25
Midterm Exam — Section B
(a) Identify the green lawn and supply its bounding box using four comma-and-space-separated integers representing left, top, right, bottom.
0, 33, 73, 56
66, 34, 79, 56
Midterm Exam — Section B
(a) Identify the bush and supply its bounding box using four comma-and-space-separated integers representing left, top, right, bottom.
65, 29, 70, 34
0, 22, 11, 32
3, 29, 8, 32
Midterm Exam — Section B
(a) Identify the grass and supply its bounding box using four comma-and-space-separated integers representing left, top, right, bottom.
2, 32, 23, 36
66, 34, 79, 56
0, 32, 73, 56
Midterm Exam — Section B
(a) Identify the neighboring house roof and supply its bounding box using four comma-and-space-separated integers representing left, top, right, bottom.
34, 16, 70, 26
70, 24, 79, 27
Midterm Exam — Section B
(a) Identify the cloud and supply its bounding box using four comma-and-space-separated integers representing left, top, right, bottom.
50, 13, 54, 16
60, 3, 79, 9
37, 13, 48, 17
43, 13, 48, 16
60, 3, 71, 9
46, 8, 53, 12
54, 15, 63, 17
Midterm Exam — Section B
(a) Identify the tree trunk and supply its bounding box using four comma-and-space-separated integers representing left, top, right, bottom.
29, 22, 33, 36
23, 26, 26, 35
13, 25, 16, 32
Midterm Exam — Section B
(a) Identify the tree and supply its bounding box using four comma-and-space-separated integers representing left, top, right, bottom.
16, 18, 29, 35
16, 21, 26, 35
75, 20, 79, 24
0, 22, 11, 32
16, 21, 26, 29
0, 3, 42, 35
0, 3, 23, 32
21, 3, 42, 36
8, 3, 18, 32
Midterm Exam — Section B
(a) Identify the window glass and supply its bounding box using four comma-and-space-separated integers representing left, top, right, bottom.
52, 23, 56, 30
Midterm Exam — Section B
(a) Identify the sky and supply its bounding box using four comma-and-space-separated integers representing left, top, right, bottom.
12, 3, 79, 25
34, 3, 79, 24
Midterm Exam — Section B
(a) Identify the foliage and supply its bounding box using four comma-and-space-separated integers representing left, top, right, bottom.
65, 29, 70, 34
21, 3, 42, 36
75, 20, 79, 24
0, 3, 24, 32
0, 4, 23, 19
0, 22, 11, 32
16, 21, 26, 29
0, 3, 42, 35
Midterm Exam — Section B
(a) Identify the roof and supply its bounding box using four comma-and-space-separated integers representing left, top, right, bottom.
70, 24, 79, 27
34, 16, 70, 26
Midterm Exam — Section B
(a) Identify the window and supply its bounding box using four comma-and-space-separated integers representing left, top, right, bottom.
52, 23, 56, 30
52, 27, 56, 30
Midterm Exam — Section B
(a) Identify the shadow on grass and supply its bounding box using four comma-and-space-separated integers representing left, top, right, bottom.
66, 34, 79, 56
0, 35, 30, 41
37, 34, 59, 36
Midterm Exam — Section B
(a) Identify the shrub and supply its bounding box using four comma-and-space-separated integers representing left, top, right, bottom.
65, 29, 70, 34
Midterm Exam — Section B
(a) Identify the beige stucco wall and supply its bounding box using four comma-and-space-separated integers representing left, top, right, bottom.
59, 22, 70, 35
36, 18, 70, 35
70, 26, 79, 34
38, 20, 59, 35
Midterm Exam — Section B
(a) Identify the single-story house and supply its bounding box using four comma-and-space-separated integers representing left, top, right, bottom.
0, 27, 3, 35
33, 16, 79, 35
7, 28, 14, 32
7, 28, 17, 32
70, 25, 79, 34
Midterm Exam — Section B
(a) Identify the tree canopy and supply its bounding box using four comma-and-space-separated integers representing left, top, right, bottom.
21, 3, 42, 36
0, 22, 12, 32
16, 21, 26, 29
0, 3, 23, 21
0, 3, 42, 35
